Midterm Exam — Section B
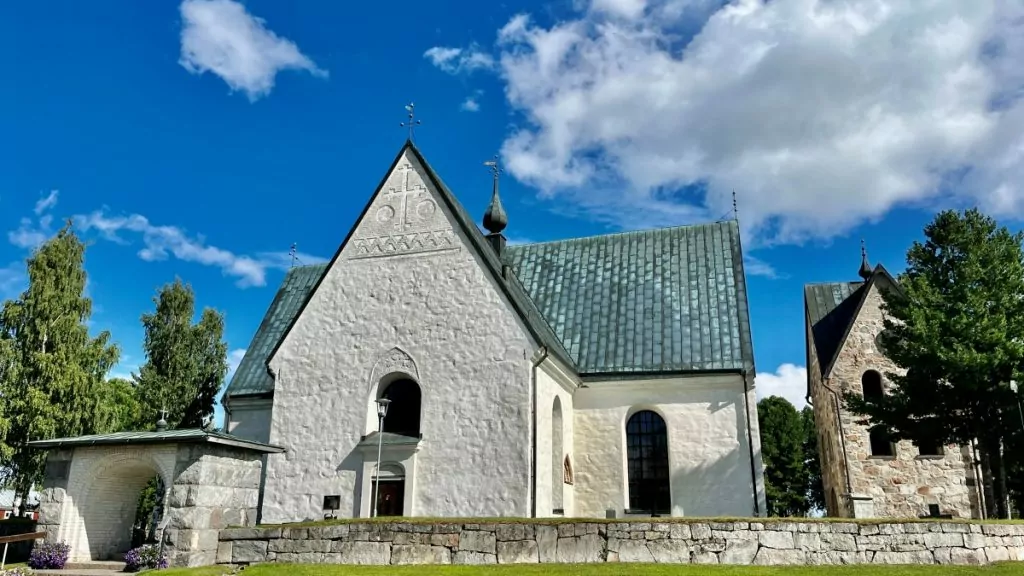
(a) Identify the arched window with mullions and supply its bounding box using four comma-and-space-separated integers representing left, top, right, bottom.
626, 410, 671, 514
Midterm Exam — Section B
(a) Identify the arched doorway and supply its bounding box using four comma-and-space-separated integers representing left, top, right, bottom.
379, 378, 422, 438
77, 464, 168, 560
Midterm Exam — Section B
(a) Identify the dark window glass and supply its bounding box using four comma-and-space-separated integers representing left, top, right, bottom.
626, 410, 670, 514
380, 379, 421, 438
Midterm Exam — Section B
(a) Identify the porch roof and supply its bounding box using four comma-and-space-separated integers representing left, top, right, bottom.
25, 428, 285, 453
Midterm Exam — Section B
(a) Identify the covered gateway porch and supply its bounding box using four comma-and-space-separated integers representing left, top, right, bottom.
28, 428, 282, 568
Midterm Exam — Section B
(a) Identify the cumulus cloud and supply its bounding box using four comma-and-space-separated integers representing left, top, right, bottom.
178, 0, 327, 101
755, 363, 808, 409
423, 45, 495, 74
8, 190, 58, 249
0, 261, 25, 300
74, 209, 326, 288
461, 90, 484, 112
438, 0, 1024, 244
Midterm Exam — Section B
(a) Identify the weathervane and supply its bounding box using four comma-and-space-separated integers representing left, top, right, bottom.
400, 102, 423, 141
484, 154, 502, 179
732, 190, 738, 221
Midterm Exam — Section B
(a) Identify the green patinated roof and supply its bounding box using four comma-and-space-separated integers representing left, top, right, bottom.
227, 264, 326, 397
505, 221, 754, 374
223, 142, 756, 399
26, 428, 284, 453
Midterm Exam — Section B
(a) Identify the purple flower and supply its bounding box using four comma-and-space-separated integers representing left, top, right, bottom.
27, 541, 69, 569
124, 544, 168, 572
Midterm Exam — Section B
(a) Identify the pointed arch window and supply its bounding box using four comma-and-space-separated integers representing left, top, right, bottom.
626, 410, 670, 514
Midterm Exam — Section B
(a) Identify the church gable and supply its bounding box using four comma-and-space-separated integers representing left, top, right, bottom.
343, 149, 457, 260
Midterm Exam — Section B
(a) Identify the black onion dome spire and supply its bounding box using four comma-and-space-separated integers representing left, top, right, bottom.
483, 157, 508, 234
859, 239, 872, 280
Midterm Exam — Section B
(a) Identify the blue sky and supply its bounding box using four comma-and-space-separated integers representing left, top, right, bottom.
3, 0, 1023, 422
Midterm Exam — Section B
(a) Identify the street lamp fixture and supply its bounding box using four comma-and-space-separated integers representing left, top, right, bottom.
372, 398, 391, 518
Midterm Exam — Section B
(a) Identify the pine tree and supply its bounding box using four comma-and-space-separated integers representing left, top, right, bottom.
845, 208, 1024, 519
757, 396, 810, 517
0, 222, 119, 504
134, 279, 227, 430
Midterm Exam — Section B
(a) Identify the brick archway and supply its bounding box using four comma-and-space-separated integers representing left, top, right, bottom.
30, 429, 283, 567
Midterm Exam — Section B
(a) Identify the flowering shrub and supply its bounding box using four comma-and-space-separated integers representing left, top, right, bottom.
124, 544, 168, 572
27, 541, 69, 570
0, 567, 34, 576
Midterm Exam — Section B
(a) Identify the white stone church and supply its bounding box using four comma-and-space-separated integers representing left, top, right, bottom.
223, 140, 767, 524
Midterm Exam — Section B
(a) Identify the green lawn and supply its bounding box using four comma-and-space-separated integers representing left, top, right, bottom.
161, 562, 1023, 576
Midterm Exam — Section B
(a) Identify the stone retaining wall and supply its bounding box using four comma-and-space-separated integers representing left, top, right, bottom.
217, 520, 1024, 566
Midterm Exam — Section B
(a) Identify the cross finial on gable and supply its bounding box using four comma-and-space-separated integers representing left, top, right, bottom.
400, 102, 423, 141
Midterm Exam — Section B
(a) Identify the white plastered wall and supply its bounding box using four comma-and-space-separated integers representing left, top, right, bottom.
224, 398, 273, 445
572, 373, 762, 518
263, 148, 538, 523
534, 356, 578, 517
58, 445, 177, 562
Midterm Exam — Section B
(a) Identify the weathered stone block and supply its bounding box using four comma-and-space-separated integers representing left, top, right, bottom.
536, 525, 558, 563
454, 551, 497, 564
753, 548, 805, 565
459, 530, 496, 554
720, 539, 758, 564
496, 524, 526, 541
231, 540, 268, 563
647, 539, 691, 563
759, 530, 795, 549
392, 544, 451, 564
612, 539, 654, 563
216, 541, 232, 564
872, 550, 935, 564
497, 540, 539, 563
336, 541, 391, 564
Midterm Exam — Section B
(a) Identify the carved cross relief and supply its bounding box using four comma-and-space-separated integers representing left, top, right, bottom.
376, 163, 438, 233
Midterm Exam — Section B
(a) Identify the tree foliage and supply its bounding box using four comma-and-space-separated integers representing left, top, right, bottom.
0, 223, 119, 495
134, 279, 227, 430
802, 406, 826, 512
844, 208, 1024, 518
758, 396, 811, 517
94, 377, 143, 434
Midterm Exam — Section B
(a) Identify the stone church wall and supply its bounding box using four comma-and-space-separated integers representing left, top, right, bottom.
806, 317, 853, 518
262, 149, 537, 523
821, 283, 979, 519
573, 374, 763, 518
216, 520, 1024, 566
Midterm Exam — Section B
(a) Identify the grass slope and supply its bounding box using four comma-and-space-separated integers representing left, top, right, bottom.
161, 563, 1023, 576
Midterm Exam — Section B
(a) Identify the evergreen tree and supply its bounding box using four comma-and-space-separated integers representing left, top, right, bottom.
802, 406, 826, 513
0, 223, 119, 504
135, 279, 227, 429
757, 396, 810, 517
845, 208, 1024, 519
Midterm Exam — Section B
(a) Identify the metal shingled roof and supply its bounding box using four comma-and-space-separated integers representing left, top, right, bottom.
803, 281, 866, 377
224, 264, 326, 397
504, 221, 754, 374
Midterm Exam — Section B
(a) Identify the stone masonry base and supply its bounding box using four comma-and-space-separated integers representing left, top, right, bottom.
217, 520, 1024, 566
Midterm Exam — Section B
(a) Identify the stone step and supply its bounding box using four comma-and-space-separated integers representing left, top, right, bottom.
64, 561, 126, 571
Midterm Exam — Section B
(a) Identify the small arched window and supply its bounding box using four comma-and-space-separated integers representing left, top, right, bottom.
861, 370, 893, 456
379, 378, 422, 438
625, 410, 670, 514
861, 370, 884, 399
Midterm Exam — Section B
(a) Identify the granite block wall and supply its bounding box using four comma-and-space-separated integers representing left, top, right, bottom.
217, 520, 1024, 566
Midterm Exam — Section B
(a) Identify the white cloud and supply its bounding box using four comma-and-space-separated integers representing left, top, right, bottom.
74, 209, 326, 288
755, 363, 808, 409
447, 0, 1024, 245
178, 0, 327, 101
744, 254, 782, 279
34, 190, 58, 215
227, 348, 246, 379
423, 45, 495, 74
461, 90, 484, 112
8, 190, 58, 249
